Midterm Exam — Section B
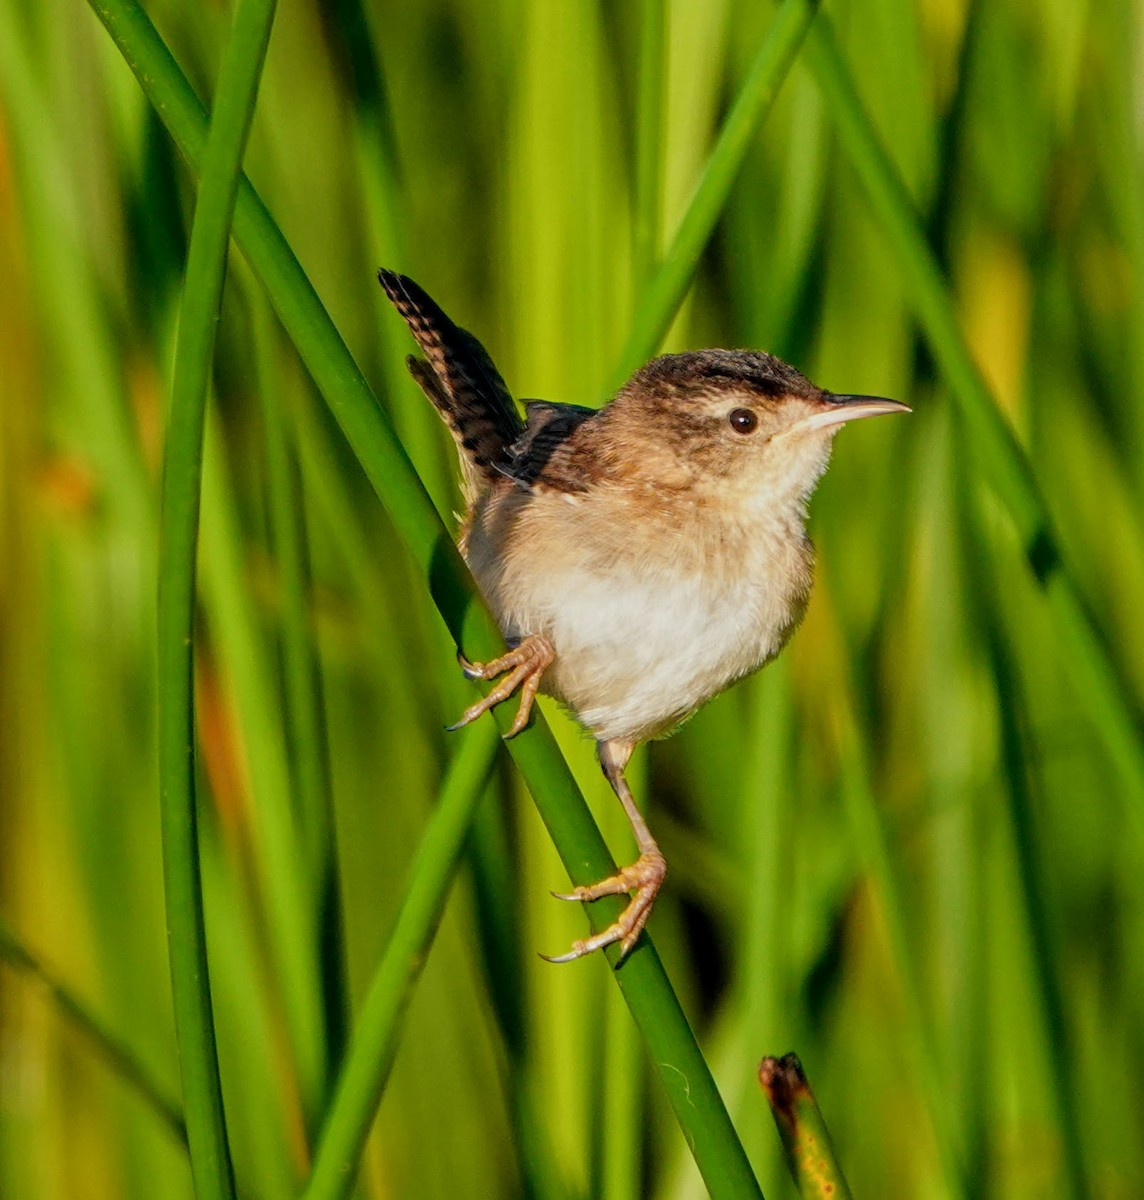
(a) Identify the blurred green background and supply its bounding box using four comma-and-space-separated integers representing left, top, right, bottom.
2, 0, 1143, 1196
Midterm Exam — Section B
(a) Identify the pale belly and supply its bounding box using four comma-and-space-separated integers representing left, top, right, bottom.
463, 482, 815, 745
490, 546, 811, 745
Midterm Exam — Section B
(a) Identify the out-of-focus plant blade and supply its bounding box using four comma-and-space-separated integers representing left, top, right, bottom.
632, 0, 667, 286
615, 0, 820, 383
302, 722, 500, 1200
0, 919, 186, 1149
803, 12, 1144, 816
251, 291, 350, 1110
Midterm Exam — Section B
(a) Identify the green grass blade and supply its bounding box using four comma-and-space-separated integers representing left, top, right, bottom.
302, 722, 500, 1200
90, 4, 767, 1193
155, 0, 277, 1194
803, 13, 1144, 815
759, 1055, 853, 1200
614, 0, 819, 382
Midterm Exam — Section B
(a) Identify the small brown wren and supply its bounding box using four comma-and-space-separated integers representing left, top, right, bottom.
379, 269, 907, 963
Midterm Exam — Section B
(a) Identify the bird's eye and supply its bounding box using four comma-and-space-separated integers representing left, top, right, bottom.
728, 408, 758, 434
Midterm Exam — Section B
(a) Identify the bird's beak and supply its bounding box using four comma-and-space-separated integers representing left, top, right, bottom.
791, 393, 911, 435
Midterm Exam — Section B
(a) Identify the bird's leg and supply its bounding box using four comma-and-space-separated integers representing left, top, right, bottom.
544, 739, 666, 963
450, 633, 555, 737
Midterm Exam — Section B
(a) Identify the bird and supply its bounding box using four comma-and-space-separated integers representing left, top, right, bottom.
378, 268, 908, 963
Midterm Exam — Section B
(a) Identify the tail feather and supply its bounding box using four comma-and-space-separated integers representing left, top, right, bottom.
379, 269, 522, 497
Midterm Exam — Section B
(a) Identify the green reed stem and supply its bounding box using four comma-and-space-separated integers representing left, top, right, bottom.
155, 0, 276, 1194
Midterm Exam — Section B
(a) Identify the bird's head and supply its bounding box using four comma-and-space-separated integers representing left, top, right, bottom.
601, 350, 908, 513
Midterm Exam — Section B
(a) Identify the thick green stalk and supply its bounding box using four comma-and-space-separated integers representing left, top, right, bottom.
155, 0, 277, 1195
614, 0, 820, 383
804, 13, 1144, 815
302, 723, 500, 1199
90, 2, 769, 1193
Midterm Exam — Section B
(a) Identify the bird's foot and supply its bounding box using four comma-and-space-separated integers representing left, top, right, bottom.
450, 633, 555, 737
542, 850, 666, 963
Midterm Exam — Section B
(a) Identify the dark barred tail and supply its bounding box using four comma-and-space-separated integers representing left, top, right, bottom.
378, 269, 522, 489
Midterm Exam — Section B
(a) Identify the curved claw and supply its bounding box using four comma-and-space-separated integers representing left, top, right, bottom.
538, 947, 586, 965
542, 851, 666, 964
450, 634, 554, 736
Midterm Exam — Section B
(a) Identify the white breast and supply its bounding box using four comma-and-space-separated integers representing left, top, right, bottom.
468, 488, 814, 746
544, 565, 802, 743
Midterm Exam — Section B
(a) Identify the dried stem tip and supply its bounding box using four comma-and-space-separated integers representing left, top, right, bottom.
758, 1053, 854, 1200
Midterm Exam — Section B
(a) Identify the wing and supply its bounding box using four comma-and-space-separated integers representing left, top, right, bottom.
504, 401, 602, 494
378, 269, 523, 499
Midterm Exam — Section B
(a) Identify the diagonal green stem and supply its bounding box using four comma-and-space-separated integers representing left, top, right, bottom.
89, 2, 774, 1194
155, 0, 277, 1195
803, 13, 1144, 817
